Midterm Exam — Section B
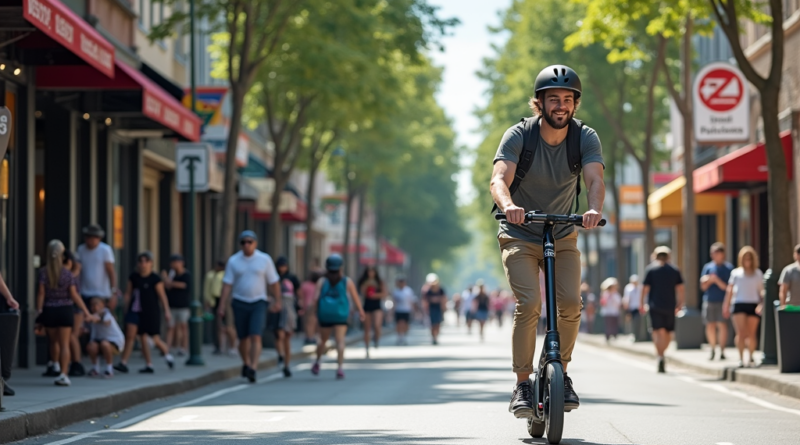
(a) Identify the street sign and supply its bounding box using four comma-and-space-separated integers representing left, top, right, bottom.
693, 62, 749, 143
0, 107, 12, 161
176, 143, 210, 192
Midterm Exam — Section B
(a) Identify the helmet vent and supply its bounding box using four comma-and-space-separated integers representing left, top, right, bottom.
564, 77, 569, 82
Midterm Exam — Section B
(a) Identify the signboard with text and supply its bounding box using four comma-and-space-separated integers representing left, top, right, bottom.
693, 62, 749, 143
176, 143, 211, 192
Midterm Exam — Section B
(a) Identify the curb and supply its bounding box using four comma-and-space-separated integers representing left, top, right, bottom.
0, 333, 369, 444
580, 334, 800, 400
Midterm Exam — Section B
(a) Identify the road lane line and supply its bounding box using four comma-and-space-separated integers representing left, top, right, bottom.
267, 416, 285, 422
172, 415, 198, 423
43, 364, 312, 445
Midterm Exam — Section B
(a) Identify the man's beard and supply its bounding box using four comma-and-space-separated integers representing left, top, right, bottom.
542, 108, 574, 130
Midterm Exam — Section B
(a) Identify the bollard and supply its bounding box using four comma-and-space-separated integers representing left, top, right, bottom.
760, 270, 779, 365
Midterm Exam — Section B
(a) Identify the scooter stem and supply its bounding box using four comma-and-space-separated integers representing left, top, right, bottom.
542, 222, 562, 363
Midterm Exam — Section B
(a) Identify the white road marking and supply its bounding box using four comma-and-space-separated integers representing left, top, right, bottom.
172, 415, 198, 423
267, 416, 285, 422
716, 442, 735, 445
589, 345, 800, 418
43, 363, 313, 445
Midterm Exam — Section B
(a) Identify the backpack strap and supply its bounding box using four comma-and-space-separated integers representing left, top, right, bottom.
566, 118, 583, 214
492, 116, 540, 213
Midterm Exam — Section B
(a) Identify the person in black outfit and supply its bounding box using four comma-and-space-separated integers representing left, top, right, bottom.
163, 254, 190, 356
640, 246, 685, 373
115, 252, 175, 374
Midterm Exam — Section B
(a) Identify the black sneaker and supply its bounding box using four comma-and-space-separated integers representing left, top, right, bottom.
42, 365, 60, 377
2, 381, 14, 396
709, 349, 716, 361
508, 380, 534, 418
283, 367, 292, 378
564, 374, 580, 411
241, 365, 248, 378
114, 362, 129, 374
278, 355, 284, 364
139, 366, 155, 374
246, 367, 256, 383
657, 358, 666, 373
68, 362, 86, 377
720, 351, 726, 360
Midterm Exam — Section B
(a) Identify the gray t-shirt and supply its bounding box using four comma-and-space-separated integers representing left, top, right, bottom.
494, 119, 604, 242
779, 262, 800, 304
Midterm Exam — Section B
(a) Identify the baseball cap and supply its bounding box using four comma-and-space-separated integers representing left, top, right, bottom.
169, 254, 184, 263
239, 230, 258, 242
654, 246, 672, 256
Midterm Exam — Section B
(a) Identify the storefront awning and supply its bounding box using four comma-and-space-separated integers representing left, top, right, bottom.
648, 176, 727, 223
20, 0, 115, 78
694, 130, 794, 194
381, 240, 407, 266
239, 178, 307, 223
36, 61, 201, 141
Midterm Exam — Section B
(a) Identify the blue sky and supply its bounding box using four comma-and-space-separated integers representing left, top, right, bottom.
427, 0, 512, 204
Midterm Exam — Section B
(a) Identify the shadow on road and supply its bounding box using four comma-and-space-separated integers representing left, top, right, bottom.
71, 429, 468, 444
522, 439, 642, 445
580, 396, 674, 407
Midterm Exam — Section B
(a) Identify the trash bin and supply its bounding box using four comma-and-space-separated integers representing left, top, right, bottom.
0, 309, 21, 410
775, 304, 800, 373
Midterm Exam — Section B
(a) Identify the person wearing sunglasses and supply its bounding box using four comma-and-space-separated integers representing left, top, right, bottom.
217, 230, 281, 383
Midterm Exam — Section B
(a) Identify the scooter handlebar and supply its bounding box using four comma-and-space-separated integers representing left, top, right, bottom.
494, 212, 606, 227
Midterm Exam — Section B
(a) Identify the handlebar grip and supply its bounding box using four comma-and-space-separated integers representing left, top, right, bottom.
494, 213, 507, 221
598, 219, 607, 227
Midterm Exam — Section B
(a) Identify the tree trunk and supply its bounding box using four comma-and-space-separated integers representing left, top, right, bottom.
762, 87, 794, 270
303, 158, 320, 278
608, 149, 625, 283
267, 176, 289, 257
354, 189, 366, 276
640, 160, 655, 257
681, 18, 699, 309
342, 184, 355, 275
218, 84, 246, 260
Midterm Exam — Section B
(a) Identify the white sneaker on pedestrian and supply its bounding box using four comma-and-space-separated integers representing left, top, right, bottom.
54, 374, 71, 386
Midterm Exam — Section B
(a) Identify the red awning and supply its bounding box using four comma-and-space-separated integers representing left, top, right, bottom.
22, 0, 115, 78
238, 199, 308, 223
694, 130, 794, 194
329, 244, 370, 255
381, 240, 406, 266
37, 61, 201, 141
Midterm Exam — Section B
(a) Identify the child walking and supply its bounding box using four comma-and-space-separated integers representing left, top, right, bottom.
311, 255, 365, 379
86, 297, 125, 377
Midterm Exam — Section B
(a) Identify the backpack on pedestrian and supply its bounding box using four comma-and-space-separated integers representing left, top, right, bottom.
318, 277, 350, 325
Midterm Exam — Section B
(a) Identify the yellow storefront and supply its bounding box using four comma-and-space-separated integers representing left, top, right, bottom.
648, 176, 727, 270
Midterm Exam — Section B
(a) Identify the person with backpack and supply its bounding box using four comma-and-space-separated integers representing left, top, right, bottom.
311, 254, 365, 380
490, 65, 605, 417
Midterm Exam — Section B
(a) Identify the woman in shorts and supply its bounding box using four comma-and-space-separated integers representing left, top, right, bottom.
723, 246, 764, 368
423, 273, 447, 345
358, 266, 387, 357
36, 240, 93, 387
311, 255, 365, 379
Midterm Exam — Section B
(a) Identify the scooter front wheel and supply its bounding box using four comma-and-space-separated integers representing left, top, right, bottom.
544, 362, 564, 444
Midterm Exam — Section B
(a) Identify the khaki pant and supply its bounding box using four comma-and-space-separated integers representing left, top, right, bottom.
500, 232, 582, 373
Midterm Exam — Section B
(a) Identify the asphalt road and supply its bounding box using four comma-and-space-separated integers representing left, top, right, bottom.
14, 319, 800, 445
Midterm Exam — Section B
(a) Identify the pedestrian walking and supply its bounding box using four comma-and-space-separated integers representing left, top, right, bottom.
452, 292, 463, 326
621, 275, 641, 335
392, 276, 417, 345
300, 271, 321, 345
36, 240, 94, 386
473, 281, 490, 341
269, 257, 300, 377
580, 282, 596, 333
163, 254, 190, 356
492, 290, 506, 327
358, 266, 387, 357
600, 277, 622, 342
462, 284, 475, 334
700, 243, 733, 360
205, 260, 237, 355
778, 244, 800, 306
0, 271, 18, 396
722, 246, 763, 368
311, 254, 365, 379
74, 224, 117, 377
640, 246, 685, 373
86, 298, 124, 378
423, 273, 446, 345
115, 252, 175, 374
217, 230, 281, 383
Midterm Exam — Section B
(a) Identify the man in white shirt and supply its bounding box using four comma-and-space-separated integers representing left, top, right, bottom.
392, 277, 417, 345
622, 275, 641, 335
218, 230, 281, 383
73, 224, 117, 376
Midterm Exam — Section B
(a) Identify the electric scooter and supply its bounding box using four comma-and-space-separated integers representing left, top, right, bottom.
495, 211, 606, 444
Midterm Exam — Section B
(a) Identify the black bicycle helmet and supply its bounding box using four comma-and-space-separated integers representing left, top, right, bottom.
534, 65, 582, 99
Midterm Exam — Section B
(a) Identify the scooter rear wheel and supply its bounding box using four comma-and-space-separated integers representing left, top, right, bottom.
544, 362, 564, 444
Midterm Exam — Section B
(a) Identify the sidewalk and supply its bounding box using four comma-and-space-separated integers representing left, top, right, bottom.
0, 332, 363, 443
581, 333, 800, 400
